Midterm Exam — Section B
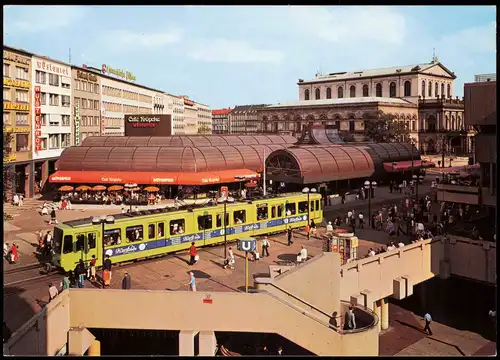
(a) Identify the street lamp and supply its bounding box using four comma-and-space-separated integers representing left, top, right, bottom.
409, 138, 416, 181
412, 174, 425, 201
218, 196, 235, 259
92, 215, 115, 288
364, 180, 377, 227
302, 187, 317, 240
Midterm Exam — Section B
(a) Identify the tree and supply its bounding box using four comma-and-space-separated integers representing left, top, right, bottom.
363, 110, 410, 143
197, 125, 212, 134
3, 125, 15, 202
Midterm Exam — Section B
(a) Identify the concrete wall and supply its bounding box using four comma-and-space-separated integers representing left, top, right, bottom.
6, 292, 70, 356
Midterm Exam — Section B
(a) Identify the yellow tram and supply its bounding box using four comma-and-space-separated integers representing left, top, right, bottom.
51, 192, 323, 271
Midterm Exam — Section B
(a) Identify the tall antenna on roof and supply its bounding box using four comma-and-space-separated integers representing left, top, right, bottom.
68, 48, 72, 64
432, 48, 438, 63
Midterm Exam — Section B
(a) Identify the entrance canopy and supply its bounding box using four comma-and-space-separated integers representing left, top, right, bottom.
383, 160, 435, 172
49, 169, 259, 186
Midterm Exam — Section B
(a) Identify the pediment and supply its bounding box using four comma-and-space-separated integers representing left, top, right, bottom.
421, 63, 456, 79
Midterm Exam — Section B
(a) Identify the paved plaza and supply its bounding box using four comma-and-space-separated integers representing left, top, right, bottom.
3, 187, 496, 356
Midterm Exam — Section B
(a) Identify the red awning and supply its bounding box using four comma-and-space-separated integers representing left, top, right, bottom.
383, 160, 435, 173
49, 169, 260, 185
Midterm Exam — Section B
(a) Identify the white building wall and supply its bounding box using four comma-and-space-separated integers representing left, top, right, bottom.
184, 105, 198, 135
165, 93, 185, 135
31, 56, 72, 160
100, 76, 155, 136
196, 103, 212, 134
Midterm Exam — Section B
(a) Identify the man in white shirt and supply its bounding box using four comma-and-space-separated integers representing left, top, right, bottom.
358, 213, 364, 229
299, 245, 308, 262
398, 241, 405, 248
326, 221, 333, 233
368, 248, 376, 257
387, 242, 396, 251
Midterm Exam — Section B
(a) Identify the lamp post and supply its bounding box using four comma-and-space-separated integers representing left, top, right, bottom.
302, 187, 317, 240
412, 174, 424, 201
92, 215, 115, 289
364, 180, 377, 227
409, 138, 415, 181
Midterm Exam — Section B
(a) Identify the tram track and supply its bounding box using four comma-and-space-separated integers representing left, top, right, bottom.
4, 262, 60, 287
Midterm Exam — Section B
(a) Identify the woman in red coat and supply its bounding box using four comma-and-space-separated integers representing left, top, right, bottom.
10, 243, 19, 263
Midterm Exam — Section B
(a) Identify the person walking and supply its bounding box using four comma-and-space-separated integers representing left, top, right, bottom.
9, 243, 18, 264
48, 283, 59, 302
49, 208, 58, 225
423, 312, 433, 335
261, 237, 270, 257
121, 271, 131, 289
103, 255, 112, 287
358, 212, 364, 229
89, 255, 97, 281
189, 242, 198, 266
224, 247, 235, 270
287, 227, 293, 246
186, 271, 196, 291
61, 273, 71, 291
74, 259, 86, 288
344, 306, 356, 330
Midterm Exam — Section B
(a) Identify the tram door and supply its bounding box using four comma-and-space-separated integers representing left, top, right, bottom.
75, 232, 97, 267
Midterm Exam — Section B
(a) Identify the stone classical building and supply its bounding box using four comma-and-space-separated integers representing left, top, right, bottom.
229, 104, 268, 134
257, 56, 474, 154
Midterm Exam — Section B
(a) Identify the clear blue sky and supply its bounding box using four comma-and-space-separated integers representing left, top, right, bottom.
4, 5, 496, 109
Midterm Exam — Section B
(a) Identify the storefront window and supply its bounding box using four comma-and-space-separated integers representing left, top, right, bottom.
15, 134, 29, 152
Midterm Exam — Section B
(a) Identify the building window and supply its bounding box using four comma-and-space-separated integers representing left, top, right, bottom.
428, 81, 432, 97
337, 86, 344, 98
447, 84, 451, 98
3, 63, 10, 77
61, 134, 71, 147
349, 86, 356, 98
94, 116, 100, 126
3, 112, 11, 125
49, 134, 60, 149
40, 92, 47, 105
375, 83, 382, 97
441, 83, 445, 97
49, 115, 59, 126
411, 120, 416, 131
61, 95, 70, 107
16, 66, 28, 80
349, 120, 355, 132
61, 81, 70, 89
304, 89, 310, 101
94, 100, 99, 111
75, 80, 80, 90
422, 81, 426, 97
49, 93, 59, 106
40, 137, 47, 150
15, 134, 29, 152
16, 113, 28, 126
49, 73, 59, 86
82, 81, 87, 91
404, 81, 411, 96
362, 84, 369, 97
88, 83, 94, 93
15, 89, 29, 103
326, 87, 332, 99
3, 87, 10, 101
435, 82, 439, 97
41, 114, 47, 126
36, 70, 46, 84
335, 120, 340, 129
62, 115, 70, 126
389, 82, 396, 97
94, 85, 99, 94
315, 88, 320, 100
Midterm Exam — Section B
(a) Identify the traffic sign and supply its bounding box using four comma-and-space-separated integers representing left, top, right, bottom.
237, 237, 256, 253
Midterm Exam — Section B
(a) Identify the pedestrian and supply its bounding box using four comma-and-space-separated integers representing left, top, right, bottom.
186, 271, 196, 291
89, 255, 97, 281
103, 255, 112, 287
19, 194, 24, 207
121, 271, 131, 289
326, 221, 333, 233
368, 248, 376, 257
344, 306, 356, 330
358, 212, 364, 229
299, 245, 308, 262
3, 242, 9, 258
9, 243, 18, 264
74, 259, 85, 288
48, 283, 59, 302
277, 346, 283, 355
224, 247, 235, 270
61, 273, 70, 291
287, 227, 293, 246
261, 237, 270, 257
189, 242, 198, 266
49, 208, 58, 224
423, 312, 433, 335
389, 181, 393, 193
347, 210, 352, 224
3, 321, 12, 344
310, 219, 317, 237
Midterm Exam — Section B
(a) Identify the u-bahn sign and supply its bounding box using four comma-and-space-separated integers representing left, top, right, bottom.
237, 238, 256, 253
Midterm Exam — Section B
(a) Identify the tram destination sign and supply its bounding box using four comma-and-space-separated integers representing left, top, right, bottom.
124, 114, 172, 137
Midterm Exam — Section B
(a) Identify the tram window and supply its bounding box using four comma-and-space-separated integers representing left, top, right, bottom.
170, 219, 185, 235
76, 234, 85, 252
158, 223, 165, 237
88, 233, 96, 249
278, 205, 283, 217
104, 229, 122, 247
271, 206, 276, 218
63, 235, 73, 254
126, 225, 143, 242
234, 210, 246, 224
316, 200, 320, 211
285, 203, 296, 216
310, 201, 315, 211
148, 224, 155, 239
298, 201, 308, 214
257, 205, 268, 221
216, 213, 229, 228
198, 215, 213, 231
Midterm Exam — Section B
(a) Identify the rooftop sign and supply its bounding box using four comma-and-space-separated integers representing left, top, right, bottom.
101, 64, 136, 82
